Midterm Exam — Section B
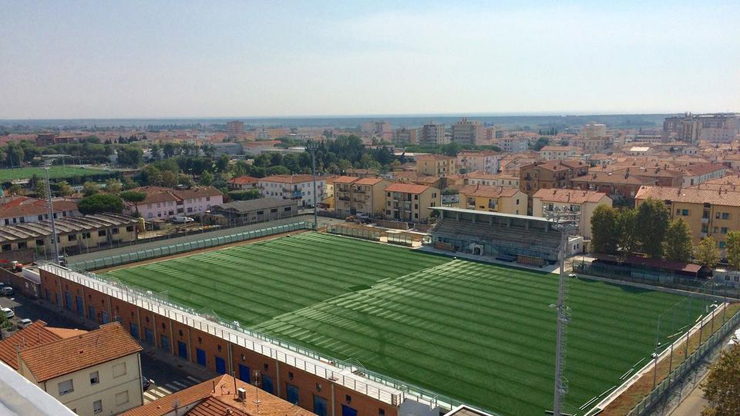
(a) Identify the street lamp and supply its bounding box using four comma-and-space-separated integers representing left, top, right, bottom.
544, 206, 580, 416
306, 141, 319, 230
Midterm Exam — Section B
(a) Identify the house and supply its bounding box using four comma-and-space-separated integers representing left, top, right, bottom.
0, 196, 79, 226
227, 176, 259, 190
571, 171, 657, 200
0, 359, 76, 416
124, 187, 224, 220
531, 189, 612, 239
384, 183, 441, 223
120, 374, 314, 416
458, 185, 528, 215
208, 198, 298, 226
8, 322, 143, 416
334, 176, 390, 218
519, 160, 590, 198
681, 163, 727, 187
539, 146, 579, 161
416, 155, 458, 176
258, 175, 326, 207
456, 151, 501, 174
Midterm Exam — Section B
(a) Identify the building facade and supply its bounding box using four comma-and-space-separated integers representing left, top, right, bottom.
451, 118, 486, 146
334, 177, 389, 218
384, 183, 440, 223
456, 151, 501, 174
258, 175, 326, 207
457, 185, 527, 215
416, 155, 457, 176
531, 189, 612, 239
420, 123, 448, 145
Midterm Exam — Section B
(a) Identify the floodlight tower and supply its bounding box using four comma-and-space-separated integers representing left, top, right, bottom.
306, 141, 319, 229
43, 162, 61, 264
544, 205, 580, 416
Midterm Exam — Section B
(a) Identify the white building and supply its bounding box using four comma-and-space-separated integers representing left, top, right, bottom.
682, 163, 728, 187
539, 146, 579, 161
499, 136, 530, 153
456, 151, 501, 174
258, 174, 327, 207
420, 123, 448, 145
581, 122, 607, 139
451, 118, 486, 146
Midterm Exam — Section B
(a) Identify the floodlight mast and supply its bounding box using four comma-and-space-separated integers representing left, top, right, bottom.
44, 162, 61, 265
307, 141, 319, 230
544, 207, 580, 416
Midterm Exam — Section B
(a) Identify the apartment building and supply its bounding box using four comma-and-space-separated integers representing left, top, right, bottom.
258, 174, 326, 207
456, 151, 501, 174
519, 160, 590, 198
451, 118, 486, 146
532, 189, 612, 239
635, 186, 740, 249
580, 122, 607, 139
14, 322, 143, 416
334, 176, 389, 218
571, 171, 657, 200
465, 172, 519, 189
125, 186, 224, 219
416, 155, 457, 176
539, 146, 579, 161
361, 121, 392, 141
384, 183, 440, 223
227, 176, 259, 190
393, 127, 419, 145
0, 196, 79, 226
499, 136, 530, 153
420, 123, 448, 145
458, 185, 527, 215
226, 120, 245, 137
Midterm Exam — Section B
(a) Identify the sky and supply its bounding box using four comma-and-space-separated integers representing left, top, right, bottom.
1, 0, 739, 119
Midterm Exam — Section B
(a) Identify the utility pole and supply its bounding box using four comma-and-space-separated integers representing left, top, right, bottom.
544, 207, 580, 416
44, 165, 61, 264
307, 141, 319, 229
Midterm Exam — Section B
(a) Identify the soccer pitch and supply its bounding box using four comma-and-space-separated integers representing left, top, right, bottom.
105, 232, 704, 415
0, 166, 109, 182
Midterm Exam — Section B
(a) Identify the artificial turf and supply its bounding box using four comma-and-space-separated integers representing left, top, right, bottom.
104, 232, 704, 416
0, 166, 109, 181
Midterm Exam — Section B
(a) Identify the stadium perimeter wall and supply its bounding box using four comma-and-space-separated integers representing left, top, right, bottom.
38, 264, 451, 416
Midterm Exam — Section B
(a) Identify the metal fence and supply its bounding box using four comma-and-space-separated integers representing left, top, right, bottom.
39, 263, 487, 414
327, 224, 383, 241
68, 222, 312, 271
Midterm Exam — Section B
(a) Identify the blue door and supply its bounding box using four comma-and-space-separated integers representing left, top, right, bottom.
196, 348, 206, 366
215, 356, 226, 374
342, 405, 358, 416
101, 311, 109, 323
262, 375, 273, 394
238, 364, 250, 383
177, 341, 188, 359
313, 395, 328, 416
64, 292, 72, 310
130, 323, 139, 339
144, 328, 154, 345
88, 306, 96, 321
161, 335, 170, 352
286, 383, 299, 404
75, 296, 84, 316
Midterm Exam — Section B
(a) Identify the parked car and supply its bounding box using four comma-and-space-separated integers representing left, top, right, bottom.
1, 287, 14, 296
1, 307, 14, 319
17, 318, 32, 329
142, 376, 151, 391
172, 216, 194, 224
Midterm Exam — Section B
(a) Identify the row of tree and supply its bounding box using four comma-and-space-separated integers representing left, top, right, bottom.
591, 199, 740, 268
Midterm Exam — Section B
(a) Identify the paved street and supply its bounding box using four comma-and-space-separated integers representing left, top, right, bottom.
143, 373, 203, 404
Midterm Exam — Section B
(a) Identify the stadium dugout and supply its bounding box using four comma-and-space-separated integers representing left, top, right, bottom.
429, 207, 562, 264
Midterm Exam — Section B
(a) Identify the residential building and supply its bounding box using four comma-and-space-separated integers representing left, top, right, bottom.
456, 151, 501, 174
681, 163, 727, 187
580, 122, 607, 139
227, 176, 259, 190
211, 142, 243, 157
15, 322, 143, 416
0, 213, 138, 257
532, 189, 612, 239
420, 123, 448, 145
334, 176, 389, 218
458, 185, 527, 215
635, 186, 740, 249
361, 121, 392, 141
208, 198, 298, 225
451, 118, 486, 146
0, 359, 76, 416
125, 187, 224, 219
571, 171, 657, 200
384, 183, 441, 223
0, 196, 79, 226
393, 127, 419, 145
226, 120, 245, 137
465, 172, 519, 189
539, 146, 579, 161
258, 174, 326, 207
416, 155, 457, 176
519, 160, 590, 198
499, 135, 530, 153
121, 374, 314, 416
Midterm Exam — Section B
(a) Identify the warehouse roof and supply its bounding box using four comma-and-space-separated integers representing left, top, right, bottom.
0, 213, 136, 243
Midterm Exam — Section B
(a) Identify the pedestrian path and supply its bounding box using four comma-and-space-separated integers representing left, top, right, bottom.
143, 375, 203, 403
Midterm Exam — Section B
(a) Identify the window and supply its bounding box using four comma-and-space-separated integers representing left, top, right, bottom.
721, 227, 729, 234
93, 400, 102, 414
126, 226, 134, 232
682, 209, 689, 216
722, 212, 730, 220
720, 241, 727, 248
284, 207, 291, 212
58, 379, 74, 395
271, 208, 278, 213
115, 390, 129, 406
1, 244, 9, 252
98, 230, 106, 237
18, 242, 27, 249
112, 228, 119, 235
257, 210, 264, 215
113, 362, 127, 378
82, 232, 91, 239
36, 239, 44, 246
68, 234, 77, 242
90, 371, 99, 385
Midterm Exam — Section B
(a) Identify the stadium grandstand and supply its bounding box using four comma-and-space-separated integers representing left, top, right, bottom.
430, 207, 561, 263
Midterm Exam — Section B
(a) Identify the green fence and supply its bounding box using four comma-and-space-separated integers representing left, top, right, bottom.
68, 222, 311, 271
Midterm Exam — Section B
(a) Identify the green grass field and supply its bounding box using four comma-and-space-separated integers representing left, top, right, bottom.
0, 166, 109, 182
104, 233, 705, 416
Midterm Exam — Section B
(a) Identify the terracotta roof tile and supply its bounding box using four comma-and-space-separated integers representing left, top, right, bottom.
0, 321, 62, 370
332, 176, 359, 185
258, 175, 316, 184
459, 185, 519, 199
0, 197, 78, 219
19, 322, 141, 382
635, 186, 740, 206
385, 183, 432, 194
533, 188, 608, 204
229, 176, 259, 185
354, 177, 385, 186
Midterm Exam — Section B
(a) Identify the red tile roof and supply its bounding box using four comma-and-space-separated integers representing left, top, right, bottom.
354, 177, 385, 186
258, 175, 316, 184
635, 186, 740, 207
533, 188, 609, 204
229, 176, 259, 185
459, 185, 520, 199
333, 176, 359, 185
0, 321, 86, 370
0, 197, 78, 219
20, 322, 141, 382
385, 183, 432, 194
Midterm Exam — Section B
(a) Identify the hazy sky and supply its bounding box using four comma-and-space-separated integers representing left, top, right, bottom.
1, 0, 739, 119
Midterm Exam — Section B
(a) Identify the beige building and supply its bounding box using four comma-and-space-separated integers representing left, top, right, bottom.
539, 146, 580, 161
16, 323, 143, 416
458, 185, 527, 215
226, 120, 245, 137
420, 123, 448, 145
417, 154, 458, 176
532, 189, 612, 239
456, 151, 501, 174
465, 172, 520, 189
333, 176, 389, 218
581, 122, 607, 139
393, 127, 419, 145
384, 183, 441, 223
635, 186, 740, 250
451, 118, 486, 146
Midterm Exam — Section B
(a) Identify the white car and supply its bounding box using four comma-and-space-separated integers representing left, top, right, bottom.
1, 307, 14, 319
17, 318, 32, 329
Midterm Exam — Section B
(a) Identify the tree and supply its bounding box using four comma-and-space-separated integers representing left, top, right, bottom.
6, 184, 23, 196
664, 218, 693, 262
104, 179, 123, 194
636, 198, 670, 258
57, 180, 73, 197
530, 137, 550, 151
591, 205, 620, 254
123, 177, 137, 190
618, 208, 639, 257
120, 191, 146, 216
82, 181, 99, 197
701, 344, 740, 415
77, 194, 124, 215
150, 144, 162, 161
199, 171, 214, 186
161, 170, 178, 188
695, 237, 720, 268
727, 231, 740, 270
216, 155, 230, 172
34, 180, 46, 199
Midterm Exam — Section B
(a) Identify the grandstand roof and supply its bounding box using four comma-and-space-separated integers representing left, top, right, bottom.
431, 206, 552, 223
